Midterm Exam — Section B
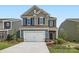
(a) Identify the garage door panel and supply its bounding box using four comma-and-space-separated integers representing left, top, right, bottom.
23, 31, 45, 42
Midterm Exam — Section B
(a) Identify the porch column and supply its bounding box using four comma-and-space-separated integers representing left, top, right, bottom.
20, 30, 21, 38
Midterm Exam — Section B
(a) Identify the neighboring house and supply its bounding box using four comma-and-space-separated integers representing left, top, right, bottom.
0, 18, 21, 40
58, 18, 79, 42
20, 5, 57, 42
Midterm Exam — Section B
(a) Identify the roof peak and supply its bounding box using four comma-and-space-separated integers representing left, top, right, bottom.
21, 5, 49, 17
32, 5, 38, 8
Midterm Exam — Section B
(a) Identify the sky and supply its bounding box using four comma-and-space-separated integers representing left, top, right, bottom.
0, 5, 79, 27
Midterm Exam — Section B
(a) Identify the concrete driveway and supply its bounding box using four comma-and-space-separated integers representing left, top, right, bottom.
0, 42, 49, 53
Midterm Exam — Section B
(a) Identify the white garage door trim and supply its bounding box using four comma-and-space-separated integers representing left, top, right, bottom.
23, 31, 45, 42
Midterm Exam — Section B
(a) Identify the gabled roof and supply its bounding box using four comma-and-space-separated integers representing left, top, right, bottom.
0, 18, 21, 21
21, 5, 49, 17
66, 18, 79, 22
50, 17, 57, 20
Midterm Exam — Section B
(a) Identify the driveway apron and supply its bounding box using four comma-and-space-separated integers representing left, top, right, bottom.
0, 42, 49, 53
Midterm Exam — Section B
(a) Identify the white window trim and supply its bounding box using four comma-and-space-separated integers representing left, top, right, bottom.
39, 17, 44, 25
27, 19, 31, 25
49, 20, 54, 27
50, 20, 53, 27
27, 18, 32, 26
3, 20, 12, 30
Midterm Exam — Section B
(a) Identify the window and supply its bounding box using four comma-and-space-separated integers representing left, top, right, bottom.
49, 31, 56, 40
23, 18, 34, 26
27, 19, 31, 25
27, 18, 34, 26
49, 20, 53, 27
0, 32, 5, 39
49, 20, 56, 27
4, 22, 11, 29
53, 20, 56, 27
38, 17, 45, 25
31, 18, 34, 26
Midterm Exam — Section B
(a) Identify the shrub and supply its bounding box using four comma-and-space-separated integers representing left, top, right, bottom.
54, 38, 66, 44
16, 38, 23, 42
74, 46, 79, 50
6, 34, 13, 41
52, 44, 68, 49
46, 41, 54, 46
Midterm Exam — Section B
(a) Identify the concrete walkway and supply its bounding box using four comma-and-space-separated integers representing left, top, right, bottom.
0, 42, 49, 53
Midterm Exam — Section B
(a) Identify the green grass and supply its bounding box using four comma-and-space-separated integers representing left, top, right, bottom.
0, 39, 22, 50
49, 47, 79, 53
48, 42, 79, 53
0, 42, 11, 50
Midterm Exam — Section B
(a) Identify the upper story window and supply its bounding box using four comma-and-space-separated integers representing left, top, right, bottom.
23, 18, 34, 26
27, 19, 31, 25
38, 17, 45, 25
49, 20, 56, 27
4, 22, 11, 29
49, 20, 53, 27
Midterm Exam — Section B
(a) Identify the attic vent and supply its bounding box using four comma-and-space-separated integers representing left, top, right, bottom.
34, 10, 36, 13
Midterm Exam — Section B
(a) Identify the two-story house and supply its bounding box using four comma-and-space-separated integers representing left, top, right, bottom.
0, 18, 21, 40
0, 5, 57, 42
20, 5, 57, 42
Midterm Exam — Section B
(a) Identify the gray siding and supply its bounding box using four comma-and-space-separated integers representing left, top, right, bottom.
0, 22, 3, 30
45, 31, 49, 39
59, 20, 79, 42
8, 20, 21, 34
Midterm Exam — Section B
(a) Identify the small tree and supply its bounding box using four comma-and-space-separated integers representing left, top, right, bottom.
6, 34, 13, 41
11, 29, 17, 40
59, 30, 68, 40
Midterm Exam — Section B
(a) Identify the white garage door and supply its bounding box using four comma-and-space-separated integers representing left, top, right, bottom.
23, 31, 45, 42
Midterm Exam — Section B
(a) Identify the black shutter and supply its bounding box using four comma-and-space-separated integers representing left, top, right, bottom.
48, 20, 50, 27
31, 18, 34, 26
23, 18, 27, 26
53, 20, 56, 27
38, 18, 39, 24
43, 18, 45, 24
26, 18, 27, 25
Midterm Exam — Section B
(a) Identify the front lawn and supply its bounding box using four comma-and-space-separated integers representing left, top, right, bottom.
48, 44, 79, 53
0, 42, 11, 50
0, 39, 22, 50
48, 42, 79, 53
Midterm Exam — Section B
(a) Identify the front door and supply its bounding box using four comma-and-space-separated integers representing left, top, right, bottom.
49, 31, 56, 40
49, 32, 53, 39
